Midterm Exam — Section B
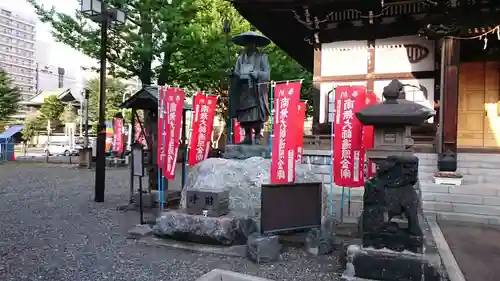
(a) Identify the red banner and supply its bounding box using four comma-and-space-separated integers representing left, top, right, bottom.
188, 94, 217, 166
113, 118, 124, 153
270, 81, 301, 184
232, 119, 254, 144
135, 121, 144, 144
157, 87, 166, 168
364, 92, 379, 178
164, 88, 185, 180
333, 86, 366, 187
233, 119, 245, 144
295, 101, 306, 163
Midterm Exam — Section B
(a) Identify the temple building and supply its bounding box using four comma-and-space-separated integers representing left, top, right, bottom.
231, 0, 500, 224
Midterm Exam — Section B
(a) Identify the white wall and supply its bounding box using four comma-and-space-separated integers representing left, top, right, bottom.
319, 35, 436, 123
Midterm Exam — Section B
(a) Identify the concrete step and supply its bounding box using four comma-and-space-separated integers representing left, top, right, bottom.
421, 183, 500, 197
457, 153, 500, 163
426, 211, 500, 225
423, 192, 500, 206
423, 201, 500, 217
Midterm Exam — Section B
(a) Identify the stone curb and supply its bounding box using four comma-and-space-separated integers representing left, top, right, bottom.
138, 236, 247, 258
196, 269, 273, 281
427, 217, 466, 281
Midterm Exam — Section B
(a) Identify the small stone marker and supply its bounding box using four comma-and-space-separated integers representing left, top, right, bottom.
185, 189, 229, 217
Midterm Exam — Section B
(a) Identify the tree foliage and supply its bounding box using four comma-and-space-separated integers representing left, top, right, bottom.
0, 69, 21, 121
28, 0, 312, 107
22, 112, 42, 144
40, 95, 64, 122
60, 103, 77, 123
86, 77, 127, 121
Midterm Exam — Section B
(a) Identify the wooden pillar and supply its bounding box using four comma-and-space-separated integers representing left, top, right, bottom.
312, 44, 322, 133
367, 40, 376, 93
441, 38, 460, 152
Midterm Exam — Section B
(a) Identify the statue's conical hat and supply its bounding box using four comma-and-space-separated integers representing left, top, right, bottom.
232, 31, 271, 47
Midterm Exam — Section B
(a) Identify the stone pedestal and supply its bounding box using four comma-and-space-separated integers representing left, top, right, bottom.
78, 147, 92, 168
154, 210, 257, 246
223, 145, 270, 159
347, 80, 445, 281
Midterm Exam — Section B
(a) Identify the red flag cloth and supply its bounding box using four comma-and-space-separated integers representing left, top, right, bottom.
188, 94, 217, 166
232, 119, 254, 144
135, 122, 144, 144
163, 87, 185, 180
270, 81, 301, 184
113, 118, 124, 153
295, 101, 306, 163
363, 92, 379, 178
233, 119, 245, 144
333, 85, 366, 187
157, 87, 166, 168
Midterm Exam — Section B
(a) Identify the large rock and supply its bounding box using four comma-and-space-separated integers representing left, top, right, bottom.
180, 157, 321, 221
154, 210, 257, 246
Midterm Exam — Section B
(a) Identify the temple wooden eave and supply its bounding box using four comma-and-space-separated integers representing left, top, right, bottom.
231, 0, 500, 71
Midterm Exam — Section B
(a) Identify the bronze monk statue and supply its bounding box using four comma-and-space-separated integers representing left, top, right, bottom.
228, 30, 271, 145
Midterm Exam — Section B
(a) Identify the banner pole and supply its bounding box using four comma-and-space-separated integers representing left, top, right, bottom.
348, 187, 351, 217
161, 87, 168, 212
183, 95, 195, 186
269, 81, 275, 154
157, 88, 162, 206
329, 87, 335, 216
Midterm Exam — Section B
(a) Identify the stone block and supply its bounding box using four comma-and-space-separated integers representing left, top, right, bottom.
433, 193, 483, 205
246, 233, 281, 264
343, 244, 445, 281
196, 269, 273, 281
304, 216, 338, 255
452, 203, 500, 216
128, 224, 153, 238
436, 211, 491, 224
449, 185, 497, 197
185, 189, 229, 217
134, 192, 156, 208
420, 184, 450, 194
483, 197, 500, 206
422, 201, 453, 212
223, 145, 270, 159
154, 210, 257, 246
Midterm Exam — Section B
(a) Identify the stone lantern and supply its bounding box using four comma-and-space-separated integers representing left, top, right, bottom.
342, 80, 443, 281
355, 79, 435, 162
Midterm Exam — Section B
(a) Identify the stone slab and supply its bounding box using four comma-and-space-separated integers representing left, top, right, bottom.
223, 145, 270, 159
139, 236, 247, 258
196, 269, 273, 281
128, 224, 153, 238
153, 210, 257, 246
427, 218, 466, 281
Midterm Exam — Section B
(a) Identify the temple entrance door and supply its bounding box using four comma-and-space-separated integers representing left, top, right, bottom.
458, 61, 500, 149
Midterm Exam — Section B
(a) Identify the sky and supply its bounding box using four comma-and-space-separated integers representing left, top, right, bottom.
2, 0, 96, 71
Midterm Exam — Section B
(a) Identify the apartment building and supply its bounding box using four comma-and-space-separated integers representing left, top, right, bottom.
0, 6, 36, 121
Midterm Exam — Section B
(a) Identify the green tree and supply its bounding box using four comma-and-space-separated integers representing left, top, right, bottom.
0, 69, 21, 121
60, 103, 77, 123
28, 0, 198, 86
86, 77, 127, 121
22, 112, 42, 153
39, 95, 64, 136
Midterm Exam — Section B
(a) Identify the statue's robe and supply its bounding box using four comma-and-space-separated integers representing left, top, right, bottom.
228, 52, 270, 125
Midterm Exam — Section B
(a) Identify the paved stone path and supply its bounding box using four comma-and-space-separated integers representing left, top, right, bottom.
439, 222, 500, 281
0, 163, 340, 281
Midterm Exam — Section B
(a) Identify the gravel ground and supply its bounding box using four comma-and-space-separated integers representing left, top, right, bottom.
0, 163, 341, 281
